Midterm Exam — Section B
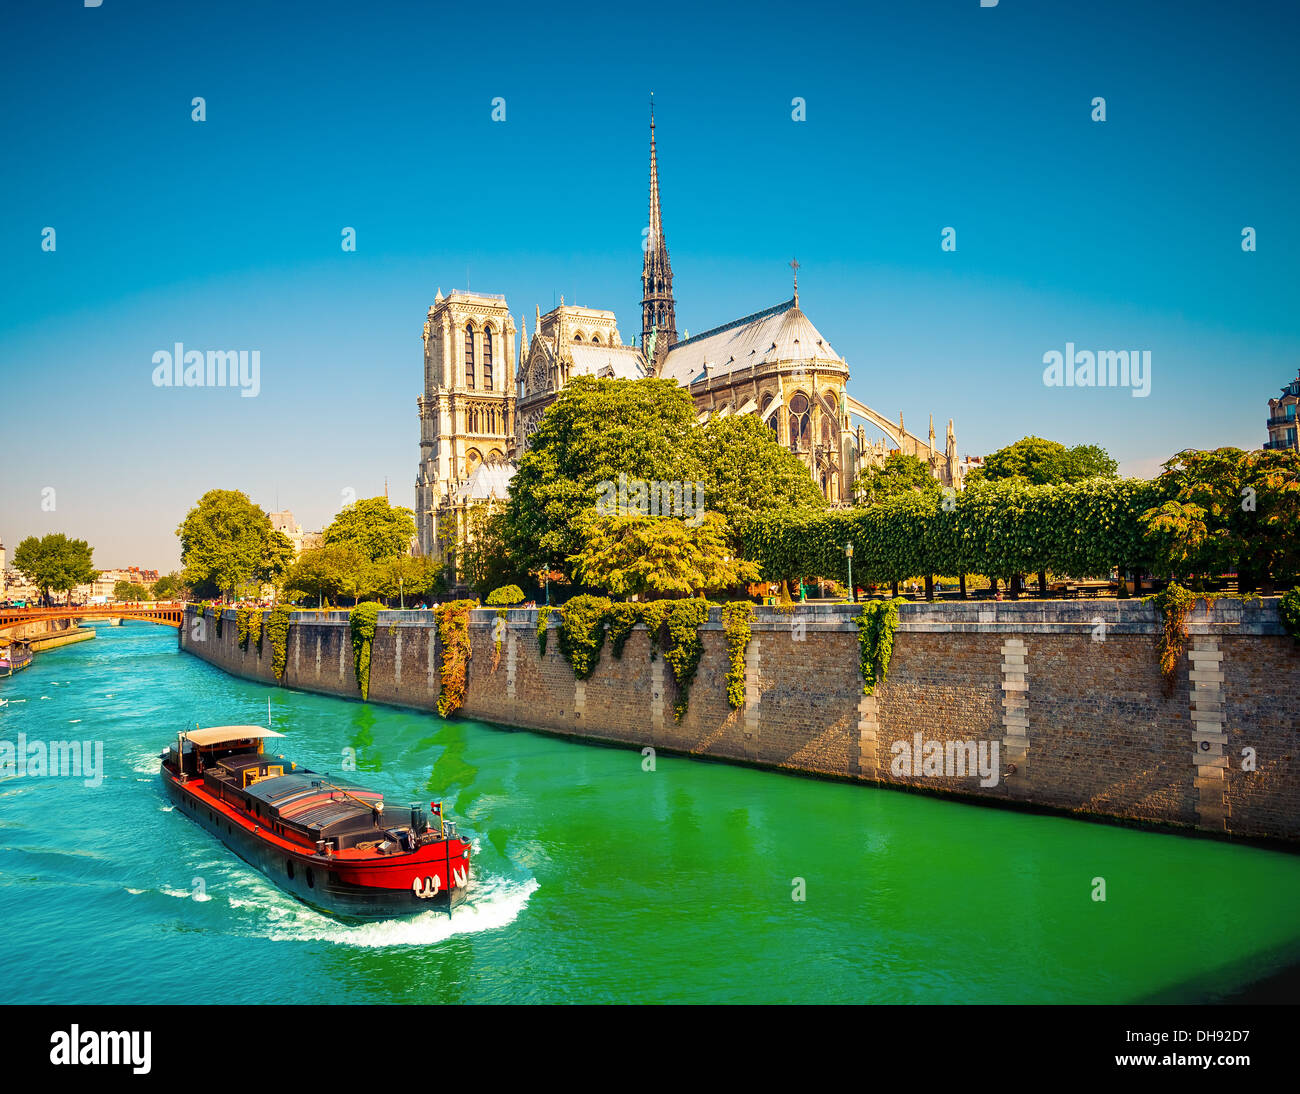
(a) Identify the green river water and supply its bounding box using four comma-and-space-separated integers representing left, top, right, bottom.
1, 623, 1297, 1004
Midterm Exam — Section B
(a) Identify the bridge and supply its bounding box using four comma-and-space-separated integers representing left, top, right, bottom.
0, 603, 186, 632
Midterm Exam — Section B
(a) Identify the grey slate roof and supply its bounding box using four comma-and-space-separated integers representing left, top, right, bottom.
659, 298, 841, 387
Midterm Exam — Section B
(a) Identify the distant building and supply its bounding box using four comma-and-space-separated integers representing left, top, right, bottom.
1265, 370, 1299, 451
4, 569, 39, 602
269, 510, 324, 555
0, 537, 5, 598
76, 567, 160, 602
1, 567, 153, 604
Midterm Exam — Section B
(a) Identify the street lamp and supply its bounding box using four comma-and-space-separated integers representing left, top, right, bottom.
845, 543, 855, 603
399, 576, 404, 610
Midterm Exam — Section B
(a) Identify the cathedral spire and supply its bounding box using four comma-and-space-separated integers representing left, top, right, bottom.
641, 93, 677, 375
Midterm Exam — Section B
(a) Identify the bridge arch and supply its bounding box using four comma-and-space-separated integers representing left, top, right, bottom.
0, 604, 185, 633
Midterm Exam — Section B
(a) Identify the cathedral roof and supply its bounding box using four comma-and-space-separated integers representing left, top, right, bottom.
567, 342, 647, 381
658, 298, 840, 387
457, 461, 516, 502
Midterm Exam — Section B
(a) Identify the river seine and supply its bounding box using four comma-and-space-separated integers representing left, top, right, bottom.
2, 623, 1298, 1004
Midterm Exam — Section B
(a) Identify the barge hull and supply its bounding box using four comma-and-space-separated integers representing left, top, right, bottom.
164, 774, 467, 920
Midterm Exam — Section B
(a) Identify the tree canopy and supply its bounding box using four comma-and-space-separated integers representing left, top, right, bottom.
1140, 447, 1300, 589
503, 376, 826, 579
323, 497, 417, 562
697, 414, 827, 530
282, 544, 443, 606
12, 534, 98, 604
457, 504, 515, 600
113, 580, 150, 601
151, 572, 187, 600
505, 377, 703, 576
569, 511, 761, 599
968, 436, 1119, 486
176, 489, 294, 598
853, 452, 941, 505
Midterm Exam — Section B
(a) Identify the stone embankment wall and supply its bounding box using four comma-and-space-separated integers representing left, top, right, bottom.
179, 599, 1300, 843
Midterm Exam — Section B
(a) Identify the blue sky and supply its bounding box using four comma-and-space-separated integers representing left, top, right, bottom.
1, 0, 1297, 569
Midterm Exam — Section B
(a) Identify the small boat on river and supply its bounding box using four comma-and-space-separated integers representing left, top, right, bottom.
0, 639, 33, 678
160, 725, 471, 919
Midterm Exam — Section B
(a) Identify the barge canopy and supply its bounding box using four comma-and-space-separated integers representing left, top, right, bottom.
183, 726, 285, 747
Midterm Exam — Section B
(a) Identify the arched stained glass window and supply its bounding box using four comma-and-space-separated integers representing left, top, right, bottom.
789, 394, 811, 449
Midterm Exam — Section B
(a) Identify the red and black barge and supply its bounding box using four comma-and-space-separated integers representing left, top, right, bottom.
161, 726, 471, 919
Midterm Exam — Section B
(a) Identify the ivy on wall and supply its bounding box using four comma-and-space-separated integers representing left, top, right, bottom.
349, 601, 381, 700
636, 602, 673, 661
855, 599, 899, 695
606, 603, 639, 659
266, 606, 291, 682
1150, 582, 1196, 685
537, 606, 553, 656
720, 601, 753, 709
662, 599, 710, 721
436, 599, 476, 717
544, 598, 753, 720
1282, 587, 1300, 644
558, 595, 612, 680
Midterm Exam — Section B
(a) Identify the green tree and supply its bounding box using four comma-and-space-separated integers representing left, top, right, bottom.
458, 504, 519, 600
363, 554, 445, 605
853, 452, 941, 505
151, 572, 187, 600
569, 512, 760, 599
323, 497, 417, 563
176, 490, 294, 600
1142, 447, 1300, 590
113, 580, 150, 601
504, 377, 705, 577
283, 543, 369, 606
969, 436, 1119, 486
697, 414, 827, 533
503, 377, 826, 578
485, 584, 526, 606
12, 534, 98, 605
1068, 443, 1120, 481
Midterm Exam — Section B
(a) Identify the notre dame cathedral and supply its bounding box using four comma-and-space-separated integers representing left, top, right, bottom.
416, 104, 960, 559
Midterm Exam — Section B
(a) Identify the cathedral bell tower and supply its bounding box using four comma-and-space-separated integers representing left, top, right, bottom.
415, 289, 516, 558
641, 95, 677, 375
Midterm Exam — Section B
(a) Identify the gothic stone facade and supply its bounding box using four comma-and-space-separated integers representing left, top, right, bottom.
515, 302, 646, 452
416, 290, 517, 558
416, 108, 961, 559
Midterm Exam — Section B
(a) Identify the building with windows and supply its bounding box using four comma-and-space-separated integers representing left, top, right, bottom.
516, 302, 647, 449
415, 290, 518, 557
268, 510, 323, 556
1265, 370, 1300, 451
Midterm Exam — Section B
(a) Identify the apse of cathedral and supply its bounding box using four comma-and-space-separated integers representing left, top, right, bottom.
416, 104, 960, 560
